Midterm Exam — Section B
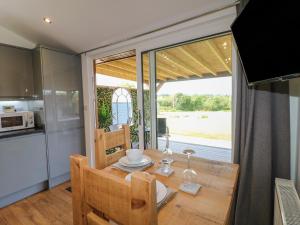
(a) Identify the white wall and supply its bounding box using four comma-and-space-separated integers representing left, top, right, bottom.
82, 7, 237, 166
0, 25, 35, 49
290, 77, 300, 192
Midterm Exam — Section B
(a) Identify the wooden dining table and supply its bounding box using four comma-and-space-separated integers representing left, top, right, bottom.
103, 149, 239, 225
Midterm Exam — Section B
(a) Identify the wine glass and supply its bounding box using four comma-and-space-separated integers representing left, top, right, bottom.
182, 149, 198, 188
162, 127, 173, 163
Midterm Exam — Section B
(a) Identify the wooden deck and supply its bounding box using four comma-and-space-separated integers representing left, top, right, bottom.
0, 182, 73, 225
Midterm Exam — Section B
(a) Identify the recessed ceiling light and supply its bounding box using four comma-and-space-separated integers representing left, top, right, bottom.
43, 17, 52, 24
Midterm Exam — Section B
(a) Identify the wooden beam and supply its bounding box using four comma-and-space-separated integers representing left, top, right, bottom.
205, 40, 232, 74
117, 57, 171, 81
178, 46, 217, 76
96, 67, 142, 82
105, 61, 136, 73
97, 64, 136, 76
143, 55, 185, 79
144, 66, 177, 80
101, 62, 167, 81
121, 55, 177, 80
97, 64, 156, 80
157, 52, 200, 77
96, 67, 154, 83
156, 81, 165, 92
119, 57, 136, 67
118, 54, 186, 81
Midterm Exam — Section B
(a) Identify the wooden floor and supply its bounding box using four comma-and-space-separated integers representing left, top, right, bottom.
0, 182, 73, 225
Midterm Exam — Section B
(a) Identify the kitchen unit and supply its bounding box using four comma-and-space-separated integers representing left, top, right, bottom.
0, 133, 48, 207
0, 44, 84, 207
0, 44, 34, 98
36, 47, 84, 188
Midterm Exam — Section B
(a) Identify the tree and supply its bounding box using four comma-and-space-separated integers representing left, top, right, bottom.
175, 93, 193, 111
157, 93, 231, 112
192, 95, 205, 111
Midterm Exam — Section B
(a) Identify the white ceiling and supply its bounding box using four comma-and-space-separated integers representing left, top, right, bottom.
0, 0, 234, 53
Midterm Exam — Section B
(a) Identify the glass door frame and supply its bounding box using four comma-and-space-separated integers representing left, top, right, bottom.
140, 31, 234, 150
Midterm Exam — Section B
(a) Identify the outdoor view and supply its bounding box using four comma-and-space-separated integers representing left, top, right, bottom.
95, 34, 233, 162
143, 34, 233, 162
156, 77, 232, 162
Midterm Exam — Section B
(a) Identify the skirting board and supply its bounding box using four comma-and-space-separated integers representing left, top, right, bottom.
0, 181, 48, 208
48, 173, 70, 189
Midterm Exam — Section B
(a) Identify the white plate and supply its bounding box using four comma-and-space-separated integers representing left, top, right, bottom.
119, 155, 152, 167
125, 173, 167, 204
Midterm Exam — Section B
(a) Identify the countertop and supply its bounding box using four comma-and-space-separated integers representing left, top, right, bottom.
0, 128, 45, 139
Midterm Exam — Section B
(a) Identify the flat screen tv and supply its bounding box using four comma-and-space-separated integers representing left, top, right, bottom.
231, 0, 300, 85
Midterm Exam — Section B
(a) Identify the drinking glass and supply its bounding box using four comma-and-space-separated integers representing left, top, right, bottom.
182, 149, 198, 187
161, 158, 171, 174
162, 127, 173, 163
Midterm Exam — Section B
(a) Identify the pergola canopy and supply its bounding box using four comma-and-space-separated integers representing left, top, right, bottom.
95, 34, 232, 82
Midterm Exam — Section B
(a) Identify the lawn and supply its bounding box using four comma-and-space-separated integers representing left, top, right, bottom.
158, 111, 232, 141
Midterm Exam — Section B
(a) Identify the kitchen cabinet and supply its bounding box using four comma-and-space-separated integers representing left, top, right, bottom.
0, 44, 34, 98
32, 48, 43, 98
37, 47, 84, 188
0, 46, 84, 207
0, 133, 48, 207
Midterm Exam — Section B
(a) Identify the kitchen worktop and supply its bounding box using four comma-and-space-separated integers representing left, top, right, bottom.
0, 128, 45, 139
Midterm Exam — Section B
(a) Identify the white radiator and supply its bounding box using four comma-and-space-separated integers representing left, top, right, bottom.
274, 178, 300, 225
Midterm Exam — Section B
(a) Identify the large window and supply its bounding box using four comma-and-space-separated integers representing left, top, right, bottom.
142, 33, 233, 162
112, 88, 133, 125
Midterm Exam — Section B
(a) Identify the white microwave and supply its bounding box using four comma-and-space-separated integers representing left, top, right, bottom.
0, 111, 34, 132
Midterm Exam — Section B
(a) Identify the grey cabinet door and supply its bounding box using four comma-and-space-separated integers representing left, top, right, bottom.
41, 48, 83, 131
32, 48, 43, 98
0, 134, 48, 198
40, 48, 84, 184
0, 45, 34, 97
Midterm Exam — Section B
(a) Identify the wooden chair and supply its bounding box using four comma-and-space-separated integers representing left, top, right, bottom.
70, 155, 157, 225
95, 124, 130, 169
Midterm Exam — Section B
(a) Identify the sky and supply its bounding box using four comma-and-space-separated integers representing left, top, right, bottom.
96, 74, 232, 96
158, 77, 231, 96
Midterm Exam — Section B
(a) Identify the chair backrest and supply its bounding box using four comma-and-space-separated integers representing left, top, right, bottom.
95, 124, 130, 169
70, 155, 157, 225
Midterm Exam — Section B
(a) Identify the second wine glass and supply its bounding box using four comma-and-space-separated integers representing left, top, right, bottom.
182, 149, 198, 188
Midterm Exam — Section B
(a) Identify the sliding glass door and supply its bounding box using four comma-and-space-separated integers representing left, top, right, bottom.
142, 33, 233, 162
95, 50, 144, 149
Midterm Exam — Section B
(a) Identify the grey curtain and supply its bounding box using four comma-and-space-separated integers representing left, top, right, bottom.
233, 1, 291, 225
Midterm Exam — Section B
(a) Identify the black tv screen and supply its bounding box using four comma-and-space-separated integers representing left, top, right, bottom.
231, 0, 300, 85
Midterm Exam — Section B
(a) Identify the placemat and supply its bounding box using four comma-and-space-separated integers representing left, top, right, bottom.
154, 167, 174, 177
179, 183, 202, 195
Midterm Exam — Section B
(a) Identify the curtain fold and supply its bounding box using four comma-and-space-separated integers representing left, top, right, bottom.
233, 1, 291, 225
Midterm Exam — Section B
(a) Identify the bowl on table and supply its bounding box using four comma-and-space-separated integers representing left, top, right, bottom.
126, 149, 143, 162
